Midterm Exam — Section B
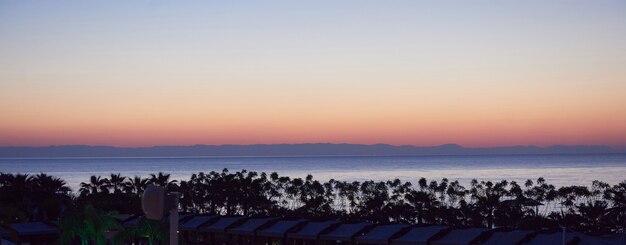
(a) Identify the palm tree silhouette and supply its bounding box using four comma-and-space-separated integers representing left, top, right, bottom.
406, 189, 439, 224
79, 175, 110, 196
127, 176, 149, 195
29, 173, 72, 220
149, 172, 178, 190
108, 173, 127, 194
3, 170, 626, 235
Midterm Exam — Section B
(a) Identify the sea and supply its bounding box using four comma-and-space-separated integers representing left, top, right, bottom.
1, 154, 625, 192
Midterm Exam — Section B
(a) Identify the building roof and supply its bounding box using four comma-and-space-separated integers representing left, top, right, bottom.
227, 217, 279, 236
430, 227, 490, 245
1, 239, 16, 245
577, 233, 626, 245
319, 222, 373, 242
199, 216, 247, 233
122, 216, 142, 227
482, 230, 535, 245
287, 220, 340, 240
391, 226, 449, 245
523, 231, 578, 245
179, 215, 219, 231
355, 224, 410, 244
114, 214, 133, 222
2, 213, 621, 244
9, 222, 57, 236
175, 213, 194, 222
256, 219, 308, 238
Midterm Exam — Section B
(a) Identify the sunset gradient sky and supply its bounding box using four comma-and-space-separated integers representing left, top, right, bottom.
1, 1, 626, 148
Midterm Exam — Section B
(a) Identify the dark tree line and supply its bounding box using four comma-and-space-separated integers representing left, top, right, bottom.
1, 170, 625, 235
0, 173, 72, 223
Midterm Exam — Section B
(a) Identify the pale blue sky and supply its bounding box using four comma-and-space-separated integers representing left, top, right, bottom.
1, 1, 626, 147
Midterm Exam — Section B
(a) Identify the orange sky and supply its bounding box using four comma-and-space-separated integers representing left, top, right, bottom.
1, 1, 626, 148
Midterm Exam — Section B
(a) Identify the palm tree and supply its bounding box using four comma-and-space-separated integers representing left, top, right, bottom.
603, 181, 626, 233
59, 204, 121, 245
406, 189, 439, 224
445, 180, 467, 207
6, 169, 626, 235
127, 176, 149, 195
469, 179, 509, 228
357, 180, 390, 222
0, 173, 33, 225
149, 172, 178, 189
31, 173, 72, 220
523, 177, 557, 216
33, 173, 71, 194
0, 173, 33, 192
59, 207, 90, 245
79, 175, 110, 196
385, 179, 412, 222
108, 173, 127, 194
298, 175, 333, 216
113, 217, 169, 245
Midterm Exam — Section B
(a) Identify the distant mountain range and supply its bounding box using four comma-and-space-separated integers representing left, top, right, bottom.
0, 143, 623, 158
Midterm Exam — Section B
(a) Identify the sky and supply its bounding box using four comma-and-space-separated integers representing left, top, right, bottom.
1, 1, 625, 148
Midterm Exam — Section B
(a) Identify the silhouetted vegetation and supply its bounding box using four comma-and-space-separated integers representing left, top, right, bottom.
1, 169, 625, 242
0, 173, 72, 224
59, 204, 120, 245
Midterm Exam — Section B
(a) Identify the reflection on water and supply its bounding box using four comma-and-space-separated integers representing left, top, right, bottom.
1, 154, 625, 191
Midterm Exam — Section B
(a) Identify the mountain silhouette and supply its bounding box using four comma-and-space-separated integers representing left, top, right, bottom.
0, 143, 621, 158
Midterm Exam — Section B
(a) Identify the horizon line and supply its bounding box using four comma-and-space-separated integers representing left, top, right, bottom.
0, 142, 622, 149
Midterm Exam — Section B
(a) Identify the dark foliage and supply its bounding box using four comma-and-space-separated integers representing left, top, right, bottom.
0, 173, 72, 225
1, 170, 625, 235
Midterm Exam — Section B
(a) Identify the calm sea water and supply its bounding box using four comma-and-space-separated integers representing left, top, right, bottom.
1, 154, 625, 191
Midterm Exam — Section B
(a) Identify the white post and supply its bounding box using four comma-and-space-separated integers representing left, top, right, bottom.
169, 193, 179, 245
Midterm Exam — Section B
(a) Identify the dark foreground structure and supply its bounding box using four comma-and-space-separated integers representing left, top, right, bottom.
2, 170, 625, 244
1, 214, 624, 245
